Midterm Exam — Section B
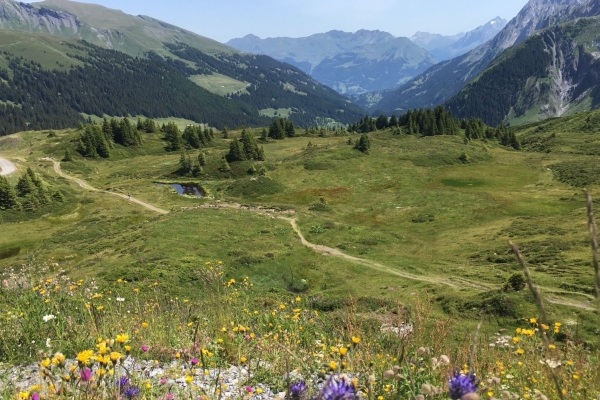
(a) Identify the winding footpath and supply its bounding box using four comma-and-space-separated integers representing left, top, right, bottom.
0, 156, 17, 176
41, 158, 168, 214
41, 158, 596, 311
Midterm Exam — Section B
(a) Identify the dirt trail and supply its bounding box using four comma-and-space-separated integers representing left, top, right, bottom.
42, 158, 168, 215
0, 156, 17, 176
42, 159, 595, 311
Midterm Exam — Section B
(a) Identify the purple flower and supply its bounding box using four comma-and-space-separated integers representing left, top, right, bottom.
124, 386, 141, 399
290, 380, 308, 399
80, 368, 93, 382
31, 394, 40, 400
191, 357, 199, 366
117, 376, 130, 390
318, 376, 358, 400
166, 394, 175, 400
246, 386, 254, 393
141, 345, 149, 352
448, 370, 479, 400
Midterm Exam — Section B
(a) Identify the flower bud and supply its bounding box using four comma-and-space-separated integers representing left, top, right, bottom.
392, 365, 401, 373
501, 391, 511, 399
383, 370, 395, 379
440, 355, 450, 364
395, 374, 404, 381
416, 395, 425, 400
417, 347, 427, 355
461, 394, 479, 400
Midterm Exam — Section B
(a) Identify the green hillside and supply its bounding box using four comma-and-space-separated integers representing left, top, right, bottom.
0, 0, 364, 129
447, 17, 600, 127
1, 0, 233, 56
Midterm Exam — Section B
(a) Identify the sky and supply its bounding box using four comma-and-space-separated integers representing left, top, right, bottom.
29, 0, 529, 43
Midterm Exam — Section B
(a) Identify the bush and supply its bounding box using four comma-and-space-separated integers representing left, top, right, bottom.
503, 273, 526, 292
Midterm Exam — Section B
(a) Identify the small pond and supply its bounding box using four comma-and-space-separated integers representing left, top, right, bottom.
156, 183, 205, 197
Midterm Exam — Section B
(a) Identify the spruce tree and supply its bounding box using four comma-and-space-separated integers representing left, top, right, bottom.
198, 153, 206, 167
0, 176, 19, 210
284, 120, 296, 137
63, 149, 73, 162
354, 134, 371, 154
179, 150, 192, 175
164, 123, 182, 151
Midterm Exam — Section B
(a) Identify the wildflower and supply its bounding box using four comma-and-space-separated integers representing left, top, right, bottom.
142, 322, 148, 328
339, 347, 348, 357
31, 394, 40, 400
516, 349, 525, 355
18, 392, 30, 399
240, 357, 247, 363
319, 376, 359, 400
448, 370, 479, 400
124, 386, 141, 399
529, 318, 537, 324
440, 355, 450, 365
116, 297, 125, 302
141, 345, 149, 352
290, 380, 307, 400
52, 352, 66, 366
80, 368, 93, 382
186, 376, 193, 384
329, 361, 338, 370
117, 376, 130, 390
77, 350, 95, 365
45, 338, 51, 348
110, 352, 122, 363
40, 358, 51, 368
42, 314, 56, 322
116, 334, 129, 344
191, 358, 199, 366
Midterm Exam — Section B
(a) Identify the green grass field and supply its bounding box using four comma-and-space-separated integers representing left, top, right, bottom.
1, 114, 600, 341
189, 73, 250, 96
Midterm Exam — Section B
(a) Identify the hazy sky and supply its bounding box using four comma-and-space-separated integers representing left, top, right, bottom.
31, 0, 529, 43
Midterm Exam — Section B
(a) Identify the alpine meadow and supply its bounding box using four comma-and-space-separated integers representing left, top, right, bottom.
0, 0, 599, 400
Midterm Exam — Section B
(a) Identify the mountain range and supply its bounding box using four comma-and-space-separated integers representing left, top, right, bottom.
360, 0, 599, 115
226, 19, 505, 96
0, 0, 363, 134
410, 17, 507, 61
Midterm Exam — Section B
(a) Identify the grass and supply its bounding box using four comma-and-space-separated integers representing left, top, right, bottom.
1, 117, 600, 347
189, 74, 249, 96
259, 108, 293, 118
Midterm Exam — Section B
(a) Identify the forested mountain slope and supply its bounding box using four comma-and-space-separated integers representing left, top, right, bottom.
0, 0, 363, 129
360, 0, 595, 114
447, 17, 600, 126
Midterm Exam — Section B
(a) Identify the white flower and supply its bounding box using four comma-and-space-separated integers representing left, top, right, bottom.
116, 297, 125, 302
43, 314, 56, 322
46, 338, 51, 348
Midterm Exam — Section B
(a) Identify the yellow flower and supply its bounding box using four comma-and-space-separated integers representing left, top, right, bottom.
566, 361, 574, 366
329, 361, 338, 370
240, 357, 247, 363
141, 322, 149, 328
352, 336, 361, 345
516, 349, 525, 355
124, 346, 132, 353
529, 318, 537, 324
339, 347, 348, 356
40, 358, 51, 368
513, 337, 521, 344
18, 392, 30, 399
256, 388, 263, 394
186, 376, 193, 384
110, 352, 122, 363
115, 334, 129, 344
187, 322, 193, 327
77, 350, 95, 365
488, 391, 494, 398
549, 344, 556, 349
52, 353, 66, 366
176, 352, 181, 359
573, 374, 579, 380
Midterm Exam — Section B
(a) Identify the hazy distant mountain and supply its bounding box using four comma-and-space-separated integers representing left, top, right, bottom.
227, 30, 437, 95
411, 17, 507, 61
361, 0, 592, 114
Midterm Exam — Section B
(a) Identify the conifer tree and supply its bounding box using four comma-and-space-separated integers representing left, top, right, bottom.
354, 134, 371, 154
63, 149, 73, 162
183, 126, 201, 149
198, 153, 206, 167
0, 176, 19, 210
164, 123, 182, 151
179, 150, 192, 175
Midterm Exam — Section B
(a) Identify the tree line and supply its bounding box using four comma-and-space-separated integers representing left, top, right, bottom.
348, 106, 520, 149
